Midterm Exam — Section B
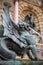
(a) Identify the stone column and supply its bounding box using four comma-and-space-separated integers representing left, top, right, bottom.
14, 0, 19, 24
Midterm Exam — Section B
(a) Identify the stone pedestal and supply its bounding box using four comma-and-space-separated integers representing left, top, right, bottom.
0, 61, 43, 65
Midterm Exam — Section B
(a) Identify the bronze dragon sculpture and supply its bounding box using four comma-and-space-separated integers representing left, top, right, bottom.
0, 2, 42, 61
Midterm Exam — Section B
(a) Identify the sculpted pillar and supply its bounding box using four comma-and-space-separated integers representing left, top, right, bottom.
14, 0, 19, 24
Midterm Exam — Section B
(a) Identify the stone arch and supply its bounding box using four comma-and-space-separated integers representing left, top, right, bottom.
19, 1, 43, 34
